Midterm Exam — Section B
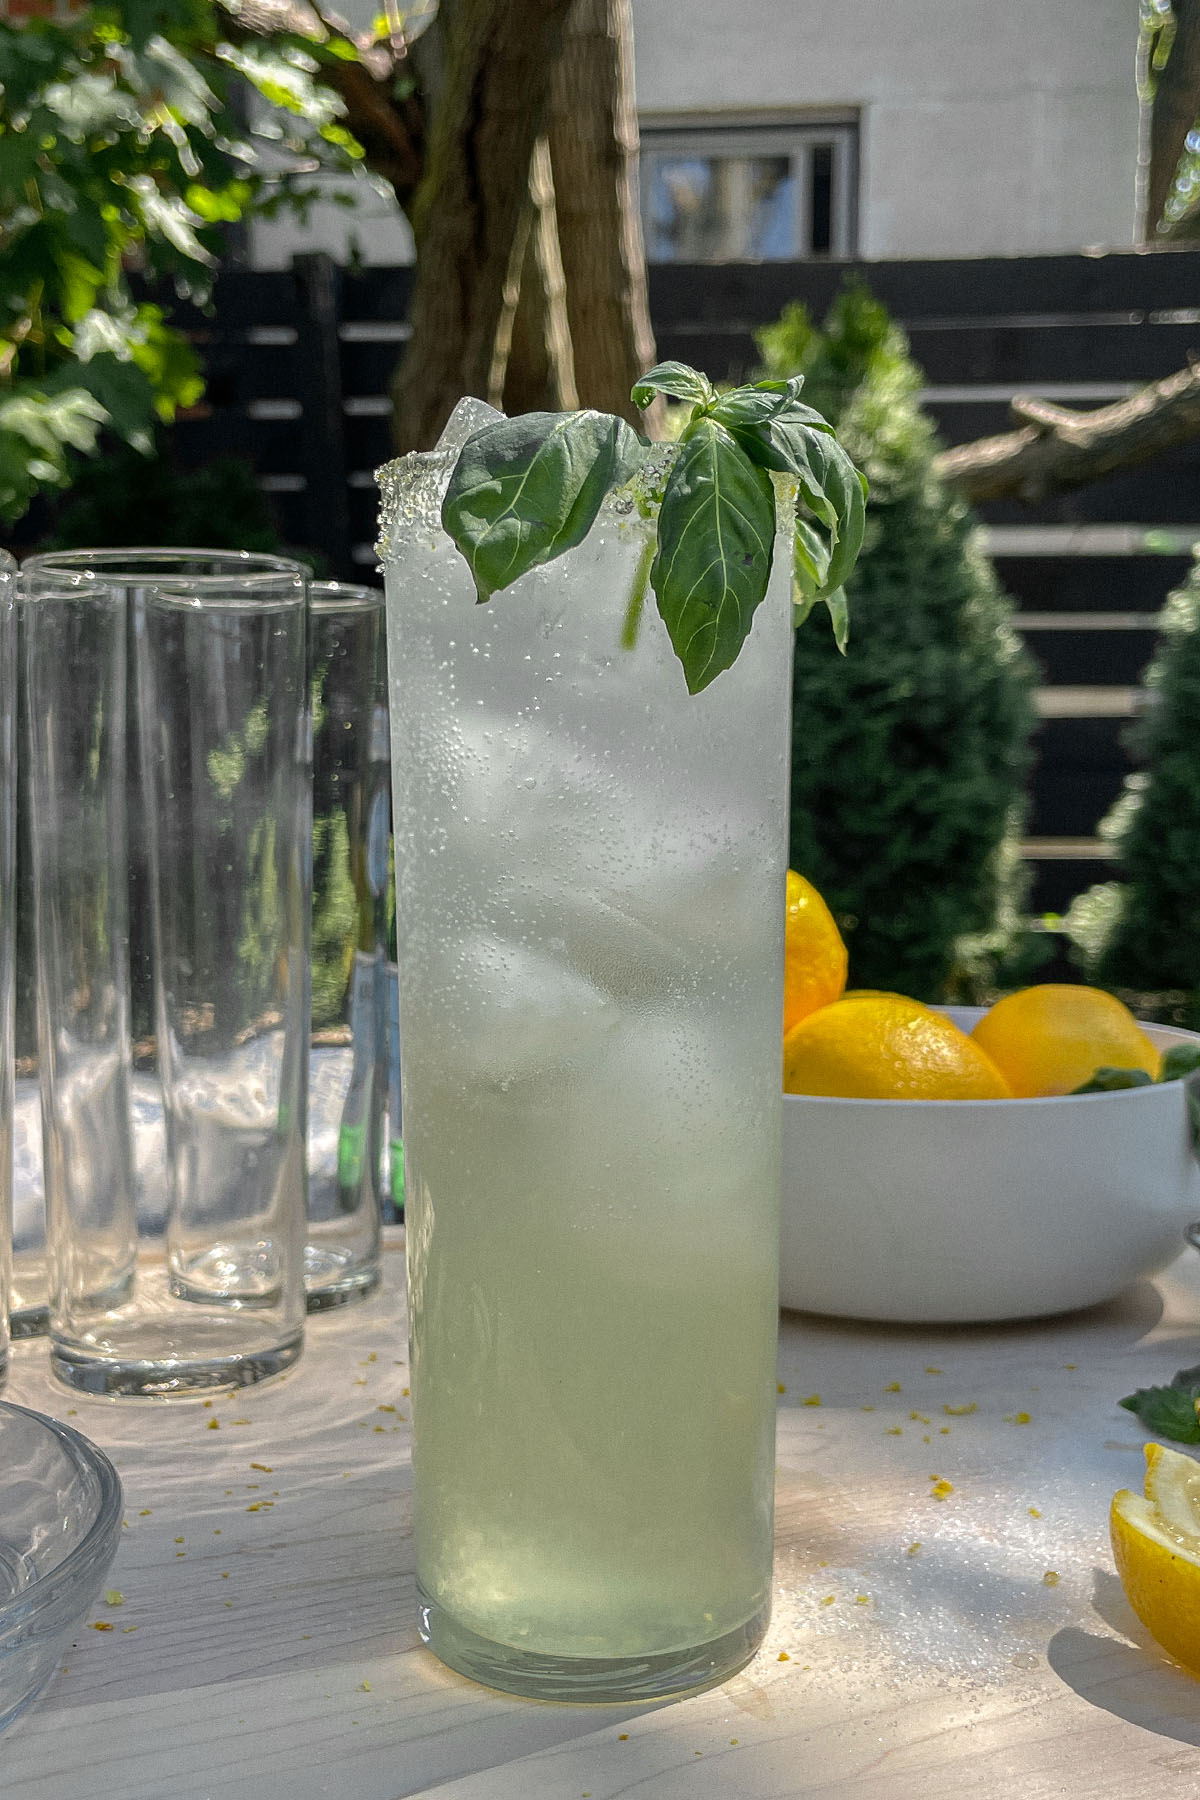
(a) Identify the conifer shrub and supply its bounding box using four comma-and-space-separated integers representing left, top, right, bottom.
1065, 559, 1200, 1027
758, 287, 1038, 999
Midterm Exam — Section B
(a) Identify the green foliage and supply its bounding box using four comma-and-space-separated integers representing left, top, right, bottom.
761, 284, 1038, 999
44, 430, 282, 551
1069, 562, 1200, 1023
0, 0, 371, 523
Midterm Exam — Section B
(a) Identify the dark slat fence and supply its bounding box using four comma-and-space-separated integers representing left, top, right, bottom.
167, 249, 1200, 918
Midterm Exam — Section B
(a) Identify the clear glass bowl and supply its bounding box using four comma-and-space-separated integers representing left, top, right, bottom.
0, 1402, 123, 1733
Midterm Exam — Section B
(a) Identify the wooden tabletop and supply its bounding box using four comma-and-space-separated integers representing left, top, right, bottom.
4, 1232, 1200, 1798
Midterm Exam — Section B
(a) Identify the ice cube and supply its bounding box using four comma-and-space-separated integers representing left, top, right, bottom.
434, 395, 506, 456
376, 398, 506, 562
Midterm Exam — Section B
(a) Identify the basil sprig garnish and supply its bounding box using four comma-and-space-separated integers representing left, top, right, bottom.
440, 362, 868, 694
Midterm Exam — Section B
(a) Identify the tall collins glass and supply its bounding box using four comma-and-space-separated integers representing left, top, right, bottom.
380, 436, 793, 1702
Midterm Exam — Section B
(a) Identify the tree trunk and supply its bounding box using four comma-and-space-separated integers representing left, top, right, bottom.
544, 0, 659, 428
1143, 0, 1200, 239
498, 138, 578, 414
389, 0, 577, 451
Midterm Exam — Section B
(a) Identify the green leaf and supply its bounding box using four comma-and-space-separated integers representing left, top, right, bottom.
1119, 1379, 1200, 1444
631, 361, 716, 410
650, 416, 776, 694
823, 587, 850, 654
797, 432, 868, 596
1160, 1043, 1200, 1082
1071, 1065, 1155, 1093
710, 383, 835, 453
442, 410, 645, 603
793, 514, 833, 595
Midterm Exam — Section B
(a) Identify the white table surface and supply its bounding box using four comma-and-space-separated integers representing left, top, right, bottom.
5, 1231, 1200, 1799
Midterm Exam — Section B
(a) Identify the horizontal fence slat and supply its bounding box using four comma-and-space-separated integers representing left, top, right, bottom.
1018, 627, 1160, 688
1026, 858, 1115, 915
652, 319, 1200, 387
977, 449, 1200, 528
646, 251, 1200, 327
992, 553, 1191, 611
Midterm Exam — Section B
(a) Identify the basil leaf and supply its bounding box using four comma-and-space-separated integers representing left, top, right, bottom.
1174, 1363, 1200, 1387
823, 587, 850, 654
710, 386, 836, 453
1119, 1380, 1200, 1444
442, 410, 645, 603
800, 432, 868, 596
1072, 1065, 1155, 1093
1160, 1043, 1200, 1082
793, 515, 833, 596
650, 416, 776, 695
631, 361, 716, 410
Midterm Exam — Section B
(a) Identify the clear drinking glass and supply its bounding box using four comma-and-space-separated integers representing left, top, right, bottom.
306, 581, 389, 1307
379, 440, 792, 1702
0, 550, 14, 1387
22, 565, 138, 1389
23, 552, 310, 1396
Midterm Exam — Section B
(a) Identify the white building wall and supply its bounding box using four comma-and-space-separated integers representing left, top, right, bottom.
632, 0, 1139, 257
246, 0, 1139, 267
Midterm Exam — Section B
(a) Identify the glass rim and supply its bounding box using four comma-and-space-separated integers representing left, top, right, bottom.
22, 547, 309, 592
19, 565, 123, 604
308, 581, 384, 614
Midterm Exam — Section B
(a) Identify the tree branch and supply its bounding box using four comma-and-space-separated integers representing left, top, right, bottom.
498, 137, 578, 414
933, 360, 1200, 503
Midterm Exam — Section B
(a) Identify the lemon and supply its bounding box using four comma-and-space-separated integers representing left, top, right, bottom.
1111, 1443, 1200, 1676
783, 994, 1012, 1100
970, 984, 1160, 1098
783, 871, 848, 1036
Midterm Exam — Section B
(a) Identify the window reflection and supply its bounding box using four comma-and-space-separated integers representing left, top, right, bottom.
640, 120, 856, 263
649, 155, 797, 261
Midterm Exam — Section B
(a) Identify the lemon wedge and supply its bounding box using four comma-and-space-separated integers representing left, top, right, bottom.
1110, 1442, 1200, 1675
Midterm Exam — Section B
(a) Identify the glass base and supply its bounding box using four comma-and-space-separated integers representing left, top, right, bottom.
417, 1585, 770, 1703
50, 1330, 304, 1399
10, 1302, 49, 1340
303, 1245, 381, 1312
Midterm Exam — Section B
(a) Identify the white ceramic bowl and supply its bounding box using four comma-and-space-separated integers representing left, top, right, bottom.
780, 1007, 1200, 1323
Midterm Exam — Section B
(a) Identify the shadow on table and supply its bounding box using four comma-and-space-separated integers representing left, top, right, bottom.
1047, 1568, 1200, 1746
781, 1274, 1168, 1353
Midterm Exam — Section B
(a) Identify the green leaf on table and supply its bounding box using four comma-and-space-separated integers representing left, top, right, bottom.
649, 416, 776, 694
441, 410, 645, 604
1160, 1043, 1200, 1083
1072, 1065, 1156, 1093
1120, 1371, 1200, 1444
631, 361, 716, 410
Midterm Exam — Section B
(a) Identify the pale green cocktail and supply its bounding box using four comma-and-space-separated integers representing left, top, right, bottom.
380, 374, 862, 1702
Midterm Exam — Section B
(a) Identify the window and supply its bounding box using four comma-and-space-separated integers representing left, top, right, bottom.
639, 114, 858, 262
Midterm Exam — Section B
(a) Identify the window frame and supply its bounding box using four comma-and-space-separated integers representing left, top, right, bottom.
638, 110, 860, 262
